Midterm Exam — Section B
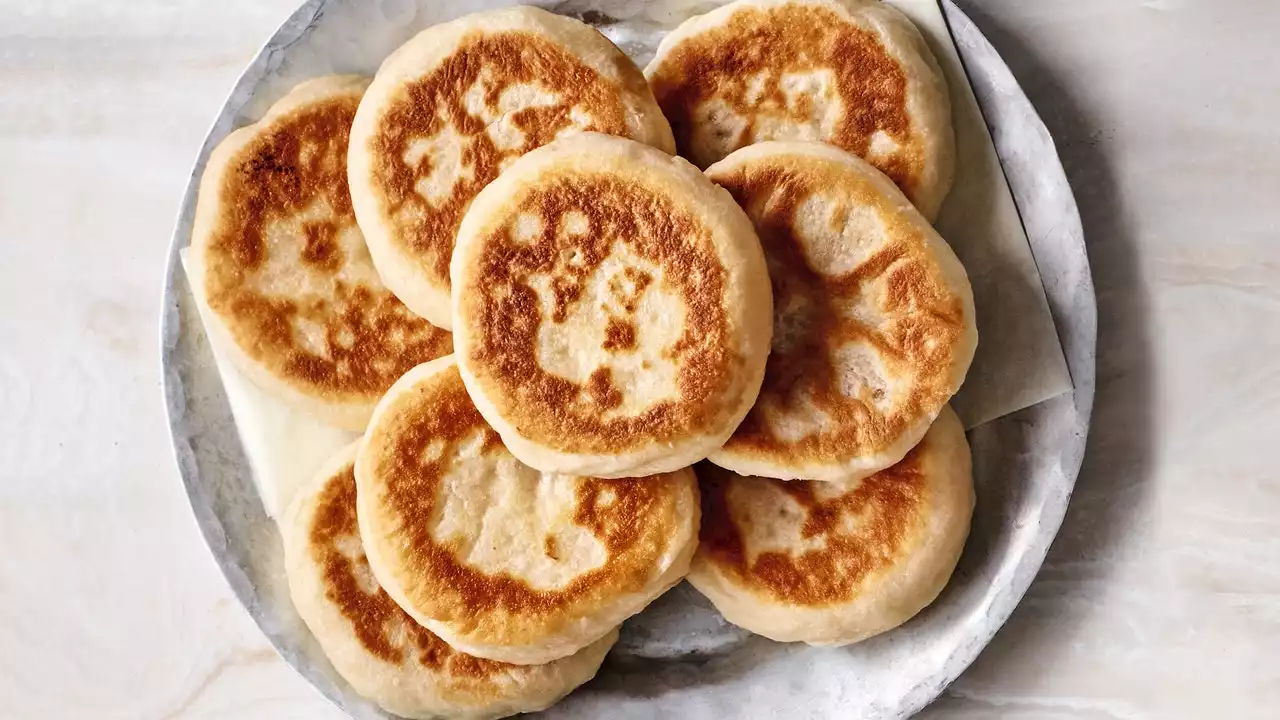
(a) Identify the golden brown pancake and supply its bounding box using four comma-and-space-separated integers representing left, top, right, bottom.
282, 443, 616, 720
451, 132, 772, 479
189, 76, 451, 430
348, 6, 676, 329
355, 355, 700, 665
705, 141, 976, 482
645, 0, 955, 220
690, 405, 973, 645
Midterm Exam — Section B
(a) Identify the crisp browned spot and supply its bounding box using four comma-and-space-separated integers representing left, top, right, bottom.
697, 447, 929, 605
301, 221, 341, 273
608, 267, 653, 313
463, 173, 733, 455
371, 367, 687, 643
586, 367, 624, 410
543, 535, 560, 560
602, 317, 637, 351
715, 157, 965, 463
203, 91, 452, 400
368, 31, 636, 290
309, 464, 511, 678
649, 3, 924, 199
600, 269, 648, 352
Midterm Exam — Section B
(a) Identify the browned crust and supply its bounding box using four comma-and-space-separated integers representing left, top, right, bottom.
201, 89, 451, 402
366, 365, 692, 643
462, 173, 737, 455
713, 154, 967, 465
696, 443, 930, 606
367, 30, 639, 290
648, 2, 928, 201
308, 463, 513, 680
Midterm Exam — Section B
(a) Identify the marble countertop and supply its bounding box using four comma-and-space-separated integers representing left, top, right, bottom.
1, 0, 1276, 717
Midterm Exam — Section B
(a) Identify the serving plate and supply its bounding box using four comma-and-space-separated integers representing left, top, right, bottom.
160, 1, 1096, 717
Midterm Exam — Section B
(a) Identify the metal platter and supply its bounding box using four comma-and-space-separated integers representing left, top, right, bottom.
160, 2, 1096, 717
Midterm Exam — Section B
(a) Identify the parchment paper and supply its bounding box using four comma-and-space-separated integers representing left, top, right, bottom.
180, 251, 359, 518
183, 0, 1072, 516
891, 0, 1072, 427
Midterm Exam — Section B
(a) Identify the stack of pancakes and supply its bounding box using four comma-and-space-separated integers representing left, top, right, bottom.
189, 1, 979, 716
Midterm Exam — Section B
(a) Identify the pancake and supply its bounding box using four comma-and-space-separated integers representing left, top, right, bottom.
705, 141, 975, 482
645, 0, 955, 220
189, 76, 452, 430
348, 6, 676, 329
451, 132, 772, 479
690, 405, 973, 645
283, 443, 615, 719
355, 355, 700, 665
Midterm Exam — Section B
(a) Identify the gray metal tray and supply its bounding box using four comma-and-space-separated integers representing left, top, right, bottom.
160, 2, 1096, 717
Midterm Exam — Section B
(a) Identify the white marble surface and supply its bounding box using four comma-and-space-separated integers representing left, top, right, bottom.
0, 0, 1276, 718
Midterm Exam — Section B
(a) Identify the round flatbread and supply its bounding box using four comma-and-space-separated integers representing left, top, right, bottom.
348, 6, 676, 329
690, 405, 973, 646
283, 443, 615, 720
705, 141, 975, 482
355, 355, 699, 665
451, 132, 772, 479
646, 0, 954, 220
189, 75, 452, 430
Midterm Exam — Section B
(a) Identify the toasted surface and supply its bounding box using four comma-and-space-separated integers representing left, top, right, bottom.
283, 443, 615, 720
646, 0, 954, 220
705, 142, 975, 482
451, 133, 772, 478
690, 405, 973, 645
189, 76, 452, 430
348, 6, 676, 329
355, 356, 699, 665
